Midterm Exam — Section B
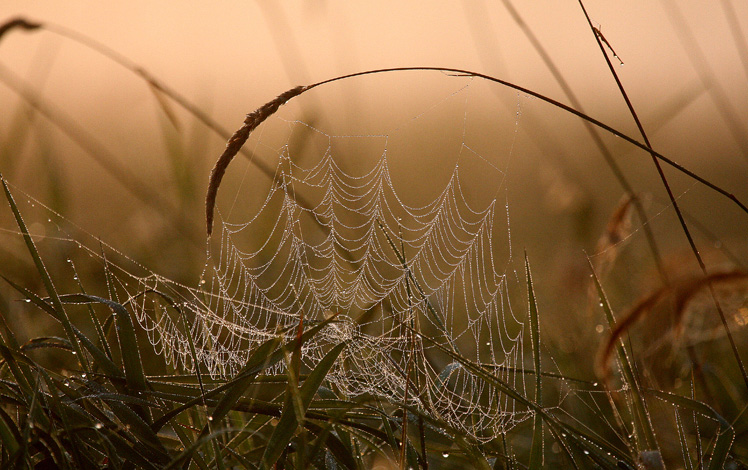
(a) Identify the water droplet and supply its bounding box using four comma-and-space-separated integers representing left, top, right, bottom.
442, 452, 450, 458
595, 324, 604, 334
583, 450, 590, 455
81, 373, 87, 379
207, 416, 213, 421
95, 423, 103, 429
24, 299, 31, 303
71, 351, 77, 355
592, 382, 598, 387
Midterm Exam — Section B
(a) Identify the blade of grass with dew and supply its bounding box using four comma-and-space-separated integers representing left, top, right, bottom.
544, 424, 580, 470
648, 389, 734, 470
525, 253, 543, 469
170, 417, 211, 470
589, 260, 657, 453
72, 268, 115, 361
0, 336, 34, 400
54, 293, 150, 421
409, 323, 630, 466
153, 307, 343, 432
1, 175, 86, 365
303, 420, 359, 470
152, 336, 282, 432
147, 290, 216, 465
0, 406, 21, 461
82, 380, 170, 463
0, 286, 124, 380
38, 369, 87, 469
674, 409, 693, 470
47, 375, 113, 430
100, 429, 162, 470
303, 409, 353, 468
199, 337, 283, 435
260, 342, 347, 469
19, 372, 43, 466
163, 428, 246, 470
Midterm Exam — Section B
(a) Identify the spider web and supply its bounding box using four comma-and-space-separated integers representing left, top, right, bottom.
10, 78, 538, 440
169, 80, 531, 438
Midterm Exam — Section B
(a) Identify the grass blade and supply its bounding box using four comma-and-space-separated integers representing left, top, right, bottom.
1, 175, 85, 364
589, 260, 658, 453
55, 293, 149, 420
648, 389, 733, 470
525, 253, 543, 469
0, 405, 21, 457
260, 342, 347, 469
200, 336, 282, 434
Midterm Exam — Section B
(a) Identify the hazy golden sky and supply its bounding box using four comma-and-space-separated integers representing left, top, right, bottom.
3, 1, 746, 133
1, 1, 747, 254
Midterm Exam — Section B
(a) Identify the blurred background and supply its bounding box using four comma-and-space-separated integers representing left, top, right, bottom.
1, 1, 747, 391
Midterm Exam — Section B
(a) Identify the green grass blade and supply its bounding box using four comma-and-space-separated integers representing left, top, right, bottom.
163, 428, 237, 470
260, 342, 347, 469
201, 337, 283, 433
0, 340, 34, 400
154, 336, 282, 434
72, 270, 112, 364
170, 417, 211, 470
647, 389, 733, 470
57, 293, 148, 414
589, 261, 658, 452
0, 405, 21, 457
304, 420, 358, 470
39, 370, 87, 469
648, 389, 730, 428
0, 281, 125, 387
707, 428, 734, 470
410, 324, 630, 465
102, 430, 163, 470
82, 382, 169, 462
1, 175, 85, 363
525, 253, 543, 469
674, 410, 693, 470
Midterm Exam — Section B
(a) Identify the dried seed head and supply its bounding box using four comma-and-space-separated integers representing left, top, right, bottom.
206, 85, 306, 235
0, 17, 42, 43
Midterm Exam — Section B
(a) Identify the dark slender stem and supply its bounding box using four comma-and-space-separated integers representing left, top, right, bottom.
301, 67, 748, 216
577, 0, 748, 392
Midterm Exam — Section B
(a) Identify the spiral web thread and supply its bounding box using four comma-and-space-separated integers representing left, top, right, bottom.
130, 84, 533, 439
